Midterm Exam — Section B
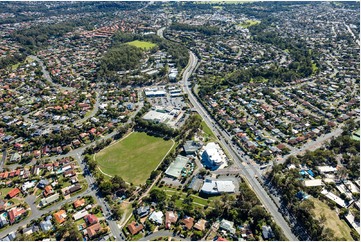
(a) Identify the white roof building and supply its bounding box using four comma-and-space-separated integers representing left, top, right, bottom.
72, 209, 89, 221
149, 211, 163, 225
201, 142, 226, 169
22, 181, 35, 191
144, 90, 167, 97
303, 179, 323, 187
317, 166, 337, 174
40, 193, 60, 207
201, 178, 236, 195
321, 189, 349, 208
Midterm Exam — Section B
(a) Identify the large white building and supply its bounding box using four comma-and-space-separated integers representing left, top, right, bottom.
200, 178, 236, 195
201, 142, 226, 170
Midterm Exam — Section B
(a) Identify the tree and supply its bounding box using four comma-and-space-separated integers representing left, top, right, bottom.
149, 189, 166, 203
150, 170, 160, 180
64, 220, 82, 241
111, 205, 123, 220
339, 208, 348, 218
249, 205, 268, 222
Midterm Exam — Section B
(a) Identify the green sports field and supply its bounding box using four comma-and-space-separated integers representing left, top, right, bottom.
94, 132, 174, 186
126, 40, 157, 50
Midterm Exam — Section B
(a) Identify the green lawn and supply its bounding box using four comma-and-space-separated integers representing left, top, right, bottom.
201, 120, 217, 140
310, 197, 353, 240
127, 40, 157, 50
238, 20, 260, 28
0, 188, 13, 200
95, 132, 174, 186
152, 185, 219, 208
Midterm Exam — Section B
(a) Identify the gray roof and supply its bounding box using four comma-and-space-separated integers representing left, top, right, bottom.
262, 225, 274, 239
40, 220, 53, 232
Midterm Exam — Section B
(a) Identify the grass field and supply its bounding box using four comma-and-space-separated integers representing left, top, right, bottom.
201, 120, 217, 141
95, 132, 174, 186
310, 197, 353, 240
238, 19, 260, 28
127, 40, 157, 50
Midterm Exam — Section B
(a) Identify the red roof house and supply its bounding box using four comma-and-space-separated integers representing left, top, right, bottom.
7, 188, 21, 198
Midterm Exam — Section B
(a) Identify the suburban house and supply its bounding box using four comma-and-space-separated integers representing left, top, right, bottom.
136, 206, 150, 218
7, 188, 21, 199
181, 216, 194, 230
40, 216, 53, 232
165, 211, 178, 229
194, 219, 207, 231
54, 210, 67, 224
40, 193, 59, 207
127, 221, 144, 235
73, 198, 86, 209
219, 219, 236, 234
262, 225, 275, 239
73, 209, 89, 221
85, 214, 98, 225
86, 222, 101, 238
149, 211, 163, 225
8, 207, 26, 224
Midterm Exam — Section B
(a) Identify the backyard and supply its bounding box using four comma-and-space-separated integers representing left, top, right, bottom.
310, 197, 353, 240
94, 132, 174, 185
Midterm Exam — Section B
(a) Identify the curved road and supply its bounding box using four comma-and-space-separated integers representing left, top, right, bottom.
29, 55, 75, 92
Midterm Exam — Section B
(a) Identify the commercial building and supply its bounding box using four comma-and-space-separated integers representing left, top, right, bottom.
183, 140, 201, 155
201, 142, 226, 170
200, 178, 236, 195
144, 89, 166, 97
165, 155, 189, 179
143, 110, 170, 124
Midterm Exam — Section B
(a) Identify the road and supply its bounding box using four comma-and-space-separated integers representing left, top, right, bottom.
181, 50, 298, 240
29, 55, 75, 92
0, 184, 93, 238
75, 91, 101, 125
157, 26, 297, 239
139, 230, 189, 241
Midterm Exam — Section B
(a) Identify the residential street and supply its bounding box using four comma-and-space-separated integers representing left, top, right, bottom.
0, 102, 144, 240
139, 230, 189, 241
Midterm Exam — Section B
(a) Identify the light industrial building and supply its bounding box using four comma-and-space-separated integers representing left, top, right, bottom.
144, 88, 167, 97
143, 110, 170, 123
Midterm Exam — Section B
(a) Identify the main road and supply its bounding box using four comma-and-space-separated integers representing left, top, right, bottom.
181, 50, 298, 241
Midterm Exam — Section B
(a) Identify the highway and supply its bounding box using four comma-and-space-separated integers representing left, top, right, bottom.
181, 50, 299, 241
